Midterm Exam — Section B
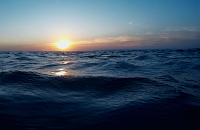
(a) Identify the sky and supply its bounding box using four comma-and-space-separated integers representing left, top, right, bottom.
0, 0, 200, 51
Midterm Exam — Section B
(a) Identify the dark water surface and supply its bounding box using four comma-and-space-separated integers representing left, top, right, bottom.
0, 49, 200, 129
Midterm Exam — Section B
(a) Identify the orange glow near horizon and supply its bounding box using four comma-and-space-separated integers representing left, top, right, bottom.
55, 41, 72, 49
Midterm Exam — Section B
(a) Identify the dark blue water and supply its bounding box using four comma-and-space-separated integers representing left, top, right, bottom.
0, 49, 200, 129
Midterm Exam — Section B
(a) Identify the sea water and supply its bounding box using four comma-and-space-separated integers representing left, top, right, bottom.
0, 49, 200, 129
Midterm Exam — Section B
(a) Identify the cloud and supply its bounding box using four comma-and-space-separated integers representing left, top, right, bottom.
165, 26, 200, 32
146, 32, 153, 35
94, 36, 141, 43
74, 36, 142, 50
78, 32, 200, 45
158, 33, 200, 40
139, 32, 200, 49
129, 22, 133, 25
73, 30, 200, 51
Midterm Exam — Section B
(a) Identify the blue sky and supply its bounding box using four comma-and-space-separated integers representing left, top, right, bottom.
0, 0, 200, 51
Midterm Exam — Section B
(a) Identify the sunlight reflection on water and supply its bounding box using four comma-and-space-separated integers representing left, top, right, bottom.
55, 71, 67, 76
50, 69, 68, 76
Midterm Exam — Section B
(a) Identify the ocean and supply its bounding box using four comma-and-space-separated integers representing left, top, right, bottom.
0, 49, 200, 129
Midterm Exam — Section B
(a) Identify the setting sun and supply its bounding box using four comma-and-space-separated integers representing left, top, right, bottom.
55, 41, 72, 49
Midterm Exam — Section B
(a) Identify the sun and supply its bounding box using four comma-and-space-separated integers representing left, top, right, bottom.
55, 41, 72, 49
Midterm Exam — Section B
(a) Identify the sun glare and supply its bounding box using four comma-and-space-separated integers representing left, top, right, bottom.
55, 41, 72, 49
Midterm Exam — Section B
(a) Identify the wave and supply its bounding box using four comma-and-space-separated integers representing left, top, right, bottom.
0, 71, 154, 90
15, 56, 34, 61
38, 64, 60, 69
102, 61, 139, 72
69, 62, 101, 70
0, 71, 46, 84
0, 70, 200, 129
135, 55, 150, 60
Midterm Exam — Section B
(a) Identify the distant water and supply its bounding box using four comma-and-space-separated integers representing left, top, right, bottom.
0, 49, 200, 129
